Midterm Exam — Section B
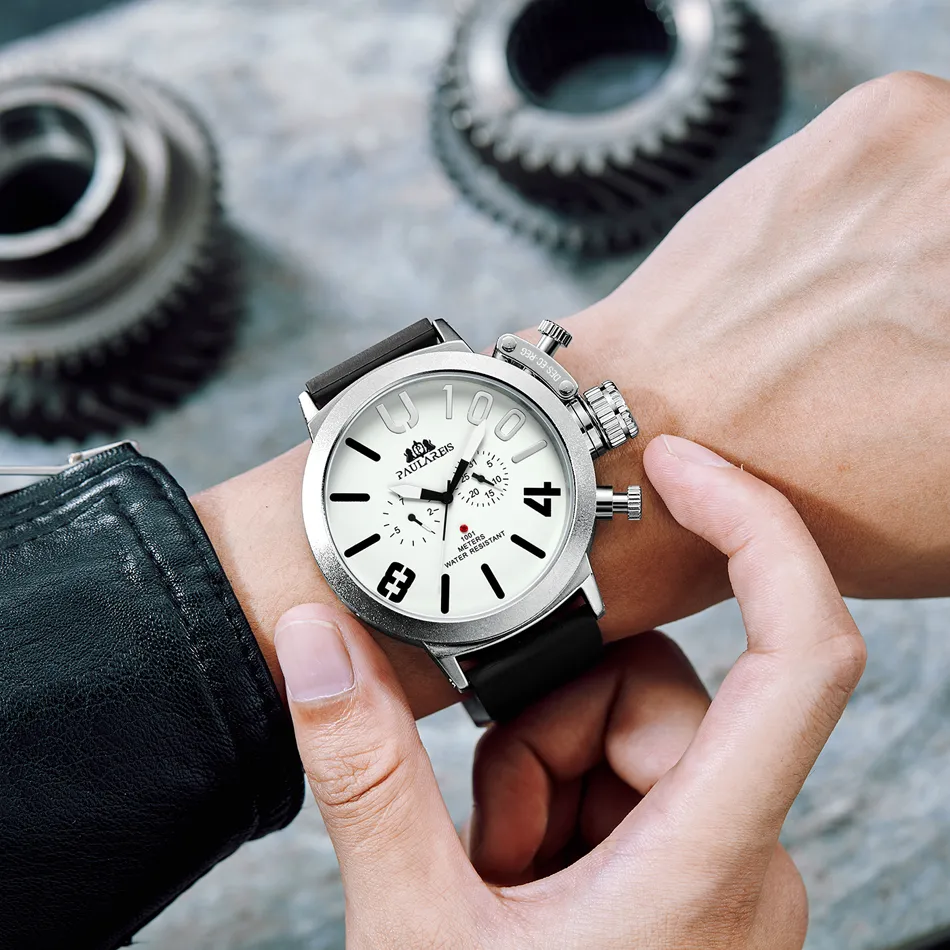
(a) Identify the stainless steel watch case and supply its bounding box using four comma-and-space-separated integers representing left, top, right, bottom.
300, 333, 601, 688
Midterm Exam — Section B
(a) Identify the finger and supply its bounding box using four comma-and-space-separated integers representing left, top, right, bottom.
578, 762, 641, 849
274, 603, 471, 900
469, 631, 709, 881
638, 435, 866, 858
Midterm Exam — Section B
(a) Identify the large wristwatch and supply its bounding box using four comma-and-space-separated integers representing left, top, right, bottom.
299, 318, 642, 723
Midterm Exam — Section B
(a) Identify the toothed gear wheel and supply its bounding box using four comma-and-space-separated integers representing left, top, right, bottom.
431, 0, 783, 255
0, 64, 240, 441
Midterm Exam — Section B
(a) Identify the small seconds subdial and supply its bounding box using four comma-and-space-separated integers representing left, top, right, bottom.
383, 497, 443, 546
459, 449, 509, 508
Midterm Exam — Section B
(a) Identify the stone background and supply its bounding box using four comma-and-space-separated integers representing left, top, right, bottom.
1, 1, 949, 948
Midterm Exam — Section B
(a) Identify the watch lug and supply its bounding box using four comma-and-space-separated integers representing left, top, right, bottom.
578, 570, 606, 618
423, 643, 470, 691
432, 318, 471, 350
571, 555, 605, 618
297, 391, 320, 438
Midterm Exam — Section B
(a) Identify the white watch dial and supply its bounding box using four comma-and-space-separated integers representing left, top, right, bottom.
324, 372, 574, 621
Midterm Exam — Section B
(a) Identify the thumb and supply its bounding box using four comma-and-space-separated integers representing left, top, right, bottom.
274, 603, 468, 901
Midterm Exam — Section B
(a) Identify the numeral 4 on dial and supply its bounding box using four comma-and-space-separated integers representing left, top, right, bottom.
523, 482, 561, 517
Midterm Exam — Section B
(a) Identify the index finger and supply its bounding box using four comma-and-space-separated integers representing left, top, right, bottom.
628, 436, 866, 863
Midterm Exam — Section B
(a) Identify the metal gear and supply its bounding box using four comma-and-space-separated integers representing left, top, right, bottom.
431, 0, 784, 254
0, 63, 240, 441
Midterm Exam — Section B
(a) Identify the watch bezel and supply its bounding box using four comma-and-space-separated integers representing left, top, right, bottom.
302, 349, 596, 649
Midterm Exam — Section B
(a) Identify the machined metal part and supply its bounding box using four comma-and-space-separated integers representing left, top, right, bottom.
596, 484, 642, 520
582, 380, 639, 453
536, 319, 572, 355
0, 63, 240, 441
431, 0, 784, 254
493, 324, 579, 401
302, 348, 598, 651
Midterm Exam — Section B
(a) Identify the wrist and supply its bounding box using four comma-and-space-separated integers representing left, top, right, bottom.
546, 304, 733, 638
191, 445, 459, 719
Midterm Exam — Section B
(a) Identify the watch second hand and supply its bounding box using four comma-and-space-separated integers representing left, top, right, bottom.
441, 485, 449, 544
443, 423, 487, 566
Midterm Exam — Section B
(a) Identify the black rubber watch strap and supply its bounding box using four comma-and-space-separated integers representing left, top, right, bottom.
305, 318, 441, 408
0, 444, 303, 949
463, 602, 603, 724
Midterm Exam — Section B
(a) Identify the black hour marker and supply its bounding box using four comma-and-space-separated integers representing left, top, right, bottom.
440, 573, 450, 614
345, 438, 381, 462
523, 482, 561, 517
330, 492, 370, 502
511, 534, 545, 559
344, 533, 381, 557
481, 563, 505, 600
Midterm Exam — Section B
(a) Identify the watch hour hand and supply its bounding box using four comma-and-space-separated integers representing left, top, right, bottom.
389, 484, 449, 503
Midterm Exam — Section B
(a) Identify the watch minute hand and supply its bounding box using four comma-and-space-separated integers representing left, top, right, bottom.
447, 422, 486, 496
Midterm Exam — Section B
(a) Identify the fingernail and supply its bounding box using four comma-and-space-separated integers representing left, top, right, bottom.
275, 607, 354, 702
661, 434, 734, 467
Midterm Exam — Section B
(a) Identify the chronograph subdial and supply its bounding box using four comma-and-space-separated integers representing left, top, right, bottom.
458, 450, 509, 508
383, 497, 443, 546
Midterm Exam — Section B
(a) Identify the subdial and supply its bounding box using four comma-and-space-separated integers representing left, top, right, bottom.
383, 498, 443, 546
458, 450, 509, 508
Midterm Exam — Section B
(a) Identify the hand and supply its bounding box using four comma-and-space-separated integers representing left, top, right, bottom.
272, 436, 865, 949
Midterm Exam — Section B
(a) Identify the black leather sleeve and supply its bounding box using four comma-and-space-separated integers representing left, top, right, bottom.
463, 602, 603, 724
0, 444, 303, 950
305, 318, 441, 407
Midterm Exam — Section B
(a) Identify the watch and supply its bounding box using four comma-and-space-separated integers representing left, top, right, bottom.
298, 318, 642, 723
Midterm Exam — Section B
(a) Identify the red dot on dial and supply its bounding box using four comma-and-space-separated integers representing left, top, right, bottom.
459, 524, 469, 533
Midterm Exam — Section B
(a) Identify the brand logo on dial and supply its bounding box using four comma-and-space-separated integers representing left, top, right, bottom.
404, 438, 436, 463
396, 438, 454, 479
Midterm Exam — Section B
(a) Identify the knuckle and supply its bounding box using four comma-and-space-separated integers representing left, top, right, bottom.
814, 622, 867, 699
306, 730, 412, 819
876, 70, 950, 113
841, 71, 950, 144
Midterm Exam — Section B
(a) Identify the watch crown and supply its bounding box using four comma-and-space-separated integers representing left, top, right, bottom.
582, 381, 639, 457
626, 485, 643, 521
537, 320, 572, 355
595, 485, 643, 520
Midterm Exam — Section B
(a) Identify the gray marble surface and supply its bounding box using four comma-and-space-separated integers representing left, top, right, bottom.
1, 1, 949, 948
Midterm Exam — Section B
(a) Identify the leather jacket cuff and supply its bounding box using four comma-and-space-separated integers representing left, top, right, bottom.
0, 443, 303, 950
